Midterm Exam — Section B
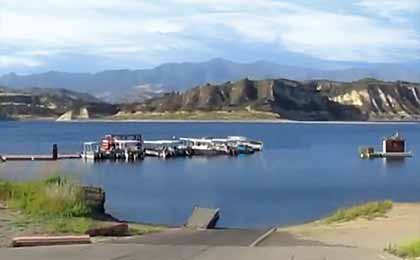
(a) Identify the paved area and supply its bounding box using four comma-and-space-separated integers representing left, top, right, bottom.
0, 244, 400, 260
270, 203, 420, 250
104, 228, 269, 247
259, 231, 354, 248
6, 204, 420, 259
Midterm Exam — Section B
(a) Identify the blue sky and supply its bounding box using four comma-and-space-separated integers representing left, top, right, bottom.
1, 0, 420, 73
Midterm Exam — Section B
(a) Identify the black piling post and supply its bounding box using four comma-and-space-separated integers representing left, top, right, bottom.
52, 144, 58, 160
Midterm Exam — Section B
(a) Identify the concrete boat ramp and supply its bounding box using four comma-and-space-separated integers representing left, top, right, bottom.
0, 207, 400, 259
0, 227, 399, 259
0, 235, 398, 260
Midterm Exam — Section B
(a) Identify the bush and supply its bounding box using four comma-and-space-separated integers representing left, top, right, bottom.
0, 177, 91, 218
324, 200, 393, 224
386, 240, 420, 259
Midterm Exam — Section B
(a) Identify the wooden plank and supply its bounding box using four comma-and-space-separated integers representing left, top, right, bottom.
12, 235, 91, 247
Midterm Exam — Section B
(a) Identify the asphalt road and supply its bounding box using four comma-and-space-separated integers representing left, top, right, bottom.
0, 228, 402, 259
0, 244, 399, 260
105, 228, 269, 246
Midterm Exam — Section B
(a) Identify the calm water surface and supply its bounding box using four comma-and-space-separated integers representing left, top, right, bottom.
1, 121, 420, 228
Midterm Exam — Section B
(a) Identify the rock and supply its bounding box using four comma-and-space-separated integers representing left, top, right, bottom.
56, 111, 73, 121
56, 107, 90, 121
85, 223, 129, 237
0, 202, 7, 209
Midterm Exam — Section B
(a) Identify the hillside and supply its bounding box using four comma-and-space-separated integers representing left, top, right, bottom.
120, 78, 420, 121
0, 87, 118, 120
1, 59, 420, 103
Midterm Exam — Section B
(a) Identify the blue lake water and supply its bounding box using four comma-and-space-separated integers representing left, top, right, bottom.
1, 121, 420, 228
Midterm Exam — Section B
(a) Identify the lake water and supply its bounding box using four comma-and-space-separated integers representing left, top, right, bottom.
1, 121, 420, 229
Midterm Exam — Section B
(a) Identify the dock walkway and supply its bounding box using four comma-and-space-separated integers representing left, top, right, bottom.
1, 154, 81, 161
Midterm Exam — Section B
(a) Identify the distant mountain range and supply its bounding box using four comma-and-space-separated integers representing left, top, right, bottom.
3, 77, 420, 121
1, 58, 420, 103
121, 78, 420, 121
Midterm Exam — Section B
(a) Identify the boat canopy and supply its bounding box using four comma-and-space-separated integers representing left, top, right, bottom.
180, 138, 213, 143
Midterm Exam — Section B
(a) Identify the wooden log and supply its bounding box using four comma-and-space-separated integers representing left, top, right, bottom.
82, 186, 105, 213
85, 223, 129, 237
12, 235, 91, 247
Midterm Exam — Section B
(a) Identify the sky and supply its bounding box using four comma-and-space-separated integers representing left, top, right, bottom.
1, 0, 420, 73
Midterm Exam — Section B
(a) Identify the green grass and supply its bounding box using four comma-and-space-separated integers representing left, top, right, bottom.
46, 217, 93, 234
0, 176, 91, 218
0, 177, 167, 236
0, 177, 95, 234
385, 239, 420, 259
324, 200, 393, 224
128, 224, 167, 236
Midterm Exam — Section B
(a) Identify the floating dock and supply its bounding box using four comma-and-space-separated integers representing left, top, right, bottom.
1, 135, 263, 163
359, 132, 413, 159
1, 154, 81, 161
81, 135, 263, 162
0, 144, 81, 162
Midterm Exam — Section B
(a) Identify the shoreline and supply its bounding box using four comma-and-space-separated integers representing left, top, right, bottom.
49, 118, 420, 125
4, 116, 420, 124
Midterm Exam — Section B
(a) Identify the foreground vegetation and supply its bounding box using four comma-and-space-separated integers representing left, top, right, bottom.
386, 239, 420, 259
0, 177, 164, 237
324, 200, 393, 224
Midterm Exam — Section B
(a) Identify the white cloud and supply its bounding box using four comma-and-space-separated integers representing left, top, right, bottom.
0, 55, 43, 68
0, 0, 419, 69
357, 0, 420, 19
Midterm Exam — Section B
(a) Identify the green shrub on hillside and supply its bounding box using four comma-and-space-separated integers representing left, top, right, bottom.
386, 239, 420, 259
324, 200, 393, 224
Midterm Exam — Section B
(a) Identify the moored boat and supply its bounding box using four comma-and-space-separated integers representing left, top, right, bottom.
227, 136, 263, 151
143, 140, 191, 158
82, 134, 144, 161
180, 138, 226, 156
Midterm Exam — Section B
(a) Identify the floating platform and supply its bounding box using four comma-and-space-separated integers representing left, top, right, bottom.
1, 154, 81, 161
360, 151, 413, 159
359, 132, 413, 160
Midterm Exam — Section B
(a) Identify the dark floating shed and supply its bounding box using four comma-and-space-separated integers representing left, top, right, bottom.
382, 132, 405, 153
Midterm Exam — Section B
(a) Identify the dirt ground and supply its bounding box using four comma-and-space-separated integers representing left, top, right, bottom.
0, 207, 166, 248
263, 203, 420, 250
0, 208, 47, 247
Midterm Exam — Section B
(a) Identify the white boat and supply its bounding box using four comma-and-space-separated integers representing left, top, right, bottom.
180, 138, 223, 156
81, 142, 100, 160
227, 136, 263, 151
144, 140, 191, 158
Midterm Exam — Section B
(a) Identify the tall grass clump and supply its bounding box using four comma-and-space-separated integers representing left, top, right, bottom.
324, 200, 393, 224
0, 176, 91, 218
386, 240, 420, 259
